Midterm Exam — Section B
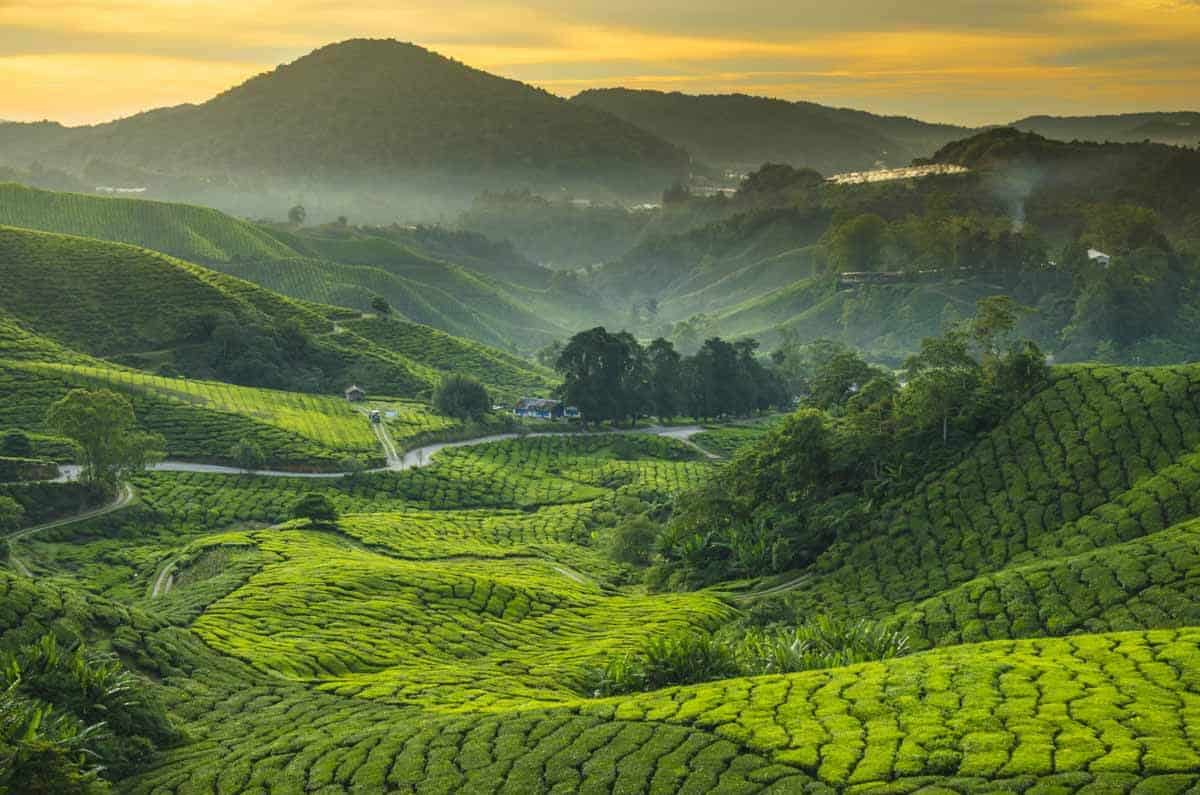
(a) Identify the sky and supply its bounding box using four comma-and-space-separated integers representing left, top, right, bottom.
1, 0, 1198, 126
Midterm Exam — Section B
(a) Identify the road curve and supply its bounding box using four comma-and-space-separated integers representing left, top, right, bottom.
55, 426, 714, 481
3, 483, 136, 577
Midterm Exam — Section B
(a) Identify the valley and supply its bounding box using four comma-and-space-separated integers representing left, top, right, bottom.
1, 30, 1200, 795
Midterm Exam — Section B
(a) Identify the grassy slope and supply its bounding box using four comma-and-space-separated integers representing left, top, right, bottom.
0, 224, 329, 357
0, 182, 294, 262
341, 316, 556, 400
0, 224, 554, 398
0, 183, 575, 350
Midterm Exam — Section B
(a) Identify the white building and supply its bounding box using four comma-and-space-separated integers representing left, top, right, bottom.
1087, 249, 1112, 268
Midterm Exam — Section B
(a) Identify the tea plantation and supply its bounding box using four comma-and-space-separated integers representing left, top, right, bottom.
8, 362, 1200, 792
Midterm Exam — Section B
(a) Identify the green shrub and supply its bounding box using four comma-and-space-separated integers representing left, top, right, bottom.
608, 515, 658, 567
289, 492, 338, 525
0, 430, 32, 458
433, 374, 491, 421
738, 616, 911, 675
590, 630, 741, 695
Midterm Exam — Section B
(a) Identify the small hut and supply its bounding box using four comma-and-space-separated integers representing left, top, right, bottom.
344, 385, 366, 402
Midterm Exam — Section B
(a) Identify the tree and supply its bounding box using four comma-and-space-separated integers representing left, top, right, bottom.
899, 331, 981, 444
808, 349, 881, 410
970, 295, 1022, 362
0, 495, 23, 532
369, 295, 391, 315
646, 338, 682, 421
826, 214, 888, 272
535, 340, 564, 369
45, 389, 164, 493
433, 375, 491, 421
609, 515, 658, 567
0, 430, 33, 458
229, 440, 266, 473
290, 492, 338, 525
287, 205, 307, 225
556, 327, 641, 426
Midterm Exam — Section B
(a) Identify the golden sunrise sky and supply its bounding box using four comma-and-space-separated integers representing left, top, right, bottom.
1, 0, 1198, 126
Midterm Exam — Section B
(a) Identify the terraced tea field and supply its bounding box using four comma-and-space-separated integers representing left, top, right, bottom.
0, 359, 390, 468
9, 365, 1200, 793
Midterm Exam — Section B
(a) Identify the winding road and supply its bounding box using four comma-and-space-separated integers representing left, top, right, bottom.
54, 425, 717, 481
12, 427, 721, 582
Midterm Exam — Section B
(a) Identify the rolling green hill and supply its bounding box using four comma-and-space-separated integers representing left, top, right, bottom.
0, 183, 579, 350
0, 225, 556, 400
11, 372, 1200, 790
747, 364, 1200, 640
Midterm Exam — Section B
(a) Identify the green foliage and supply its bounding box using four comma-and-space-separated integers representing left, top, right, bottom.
0, 431, 32, 458
0, 496, 24, 532
607, 514, 658, 567
593, 616, 910, 696
289, 492, 338, 525
432, 374, 491, 422
737, 616, 911, 675
228, 440, 265, 473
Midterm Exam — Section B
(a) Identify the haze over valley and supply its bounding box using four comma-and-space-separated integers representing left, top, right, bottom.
2, 11, 1200, 794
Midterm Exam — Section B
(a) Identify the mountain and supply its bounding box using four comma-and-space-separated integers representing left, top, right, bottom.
1012, 112, 1200, 146
0, 40, 690, 219
571, 88, 972, 174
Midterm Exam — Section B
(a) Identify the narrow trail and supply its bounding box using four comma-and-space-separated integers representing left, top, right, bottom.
3, 483, 135, 578
150, 558, 177, 598
733, 573, 812, 602
368, 416, 404, 469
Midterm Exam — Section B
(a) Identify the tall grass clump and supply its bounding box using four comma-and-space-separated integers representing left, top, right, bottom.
590, 616, 910, 696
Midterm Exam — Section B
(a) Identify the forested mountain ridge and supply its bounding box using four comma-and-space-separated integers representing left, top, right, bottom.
1012, 111, 1200, 146
0, 40, 690, 220
571, 88, 973, 174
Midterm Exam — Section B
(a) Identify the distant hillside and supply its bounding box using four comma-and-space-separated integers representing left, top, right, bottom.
1012, 112, 1200, 146
571, 88, 971, 174
929, 127, 1200, 224
0, 183, 579, 351
0, 40, 689, 215
0, 225, 554, 400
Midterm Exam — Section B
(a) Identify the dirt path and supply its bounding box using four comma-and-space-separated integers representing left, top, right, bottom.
3, 483, 135, 577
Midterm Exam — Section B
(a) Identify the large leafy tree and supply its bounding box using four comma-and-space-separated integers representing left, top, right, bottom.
45, 389, 164, 493
555, 327, 641, 425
